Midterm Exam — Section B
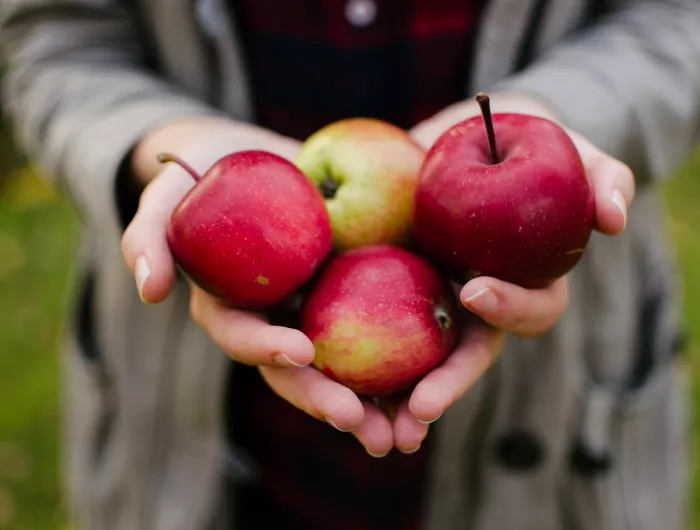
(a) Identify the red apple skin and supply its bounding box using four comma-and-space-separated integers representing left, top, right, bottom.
413, 113, 595, 289
300, 245, 458, 397
167, 150, 333, 309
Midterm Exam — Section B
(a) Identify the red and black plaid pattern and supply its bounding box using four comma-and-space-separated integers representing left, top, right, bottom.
231, 0, 488, 141
226, 2, 487, 529
228, 365, 433, 530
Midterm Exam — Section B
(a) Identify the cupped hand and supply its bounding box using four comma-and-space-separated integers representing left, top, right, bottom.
120, 116, 367, 444
378, 91, 636, 453
121, 95, 635, 458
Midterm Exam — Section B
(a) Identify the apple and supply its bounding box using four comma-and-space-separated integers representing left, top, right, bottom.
413, 93, 595, 289
300, 245, 458, 397
160, 150, 332, 309
295, 118, 426, 252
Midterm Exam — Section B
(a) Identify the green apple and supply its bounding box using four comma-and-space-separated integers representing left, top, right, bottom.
295, 118, 426, 252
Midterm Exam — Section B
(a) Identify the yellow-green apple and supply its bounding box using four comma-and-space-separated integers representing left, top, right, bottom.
413, 93, 595, 288
161, 150, 333, 309
300, 245, 458, 397
295, 119, 426, 252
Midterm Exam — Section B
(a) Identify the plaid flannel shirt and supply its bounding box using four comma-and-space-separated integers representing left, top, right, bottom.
227, 2, 486, 528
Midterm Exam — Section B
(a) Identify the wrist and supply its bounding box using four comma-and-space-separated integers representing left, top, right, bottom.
130, 116, 300, 185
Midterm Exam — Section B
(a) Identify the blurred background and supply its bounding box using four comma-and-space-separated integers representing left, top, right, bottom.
0, 98, 699, 529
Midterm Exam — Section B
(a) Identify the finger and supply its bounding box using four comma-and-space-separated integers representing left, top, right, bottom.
460, 276, 569, 338
587, 155, 634, 235
410, 120, 442, 151
410, 102, 472, 151
568, 131, 635, 236
409, 326, 505, 423
121, 166, 196, 303
352, 401, 395, 458
393, 400, 429, 454
259, 365, 365, 433
190, 284, 316, 367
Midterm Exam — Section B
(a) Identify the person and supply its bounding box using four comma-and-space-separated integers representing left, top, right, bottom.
1, 1, 698, 529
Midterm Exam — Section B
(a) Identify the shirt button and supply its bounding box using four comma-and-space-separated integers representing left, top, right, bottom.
345, 0, 377, 28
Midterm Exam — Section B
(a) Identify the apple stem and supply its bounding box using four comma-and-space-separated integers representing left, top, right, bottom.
156, 152, 202, 182
476, 92, 500, 164
435, 307, 452, 331
319, 175, 340, 199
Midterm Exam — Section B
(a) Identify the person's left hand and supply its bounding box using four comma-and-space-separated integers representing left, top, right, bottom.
262, 91, 635, 456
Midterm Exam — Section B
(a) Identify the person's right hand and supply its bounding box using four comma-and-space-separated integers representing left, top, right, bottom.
120, 116, 380, 451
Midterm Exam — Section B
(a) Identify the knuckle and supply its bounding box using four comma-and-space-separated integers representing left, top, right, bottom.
120, 229, 132, 261
617, 159, 633, 178
510, 309, 549, 338
509, 313, 531, 336
220, 330, 248, 364
305, 393, 326, 420
120, 221, 140, 260
621, 164, 636, 198
605, 158, 635, 196
616, 160, 634, 183
337, 385, 358, 406
138, 182, 159, 208
120, 217, 151, 267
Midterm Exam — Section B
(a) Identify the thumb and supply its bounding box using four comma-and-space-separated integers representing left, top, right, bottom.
121, 162, 197, 303
460, 275, 569, 338
566, 130, 635, 237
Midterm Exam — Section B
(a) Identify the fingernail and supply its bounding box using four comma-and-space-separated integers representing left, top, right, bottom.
135, 255, 150, 302
399, 444, 421, 455
417, 411, 442, 425
273, 353, 306, 368
325, 416, 353, 433
367, 449, 389, 458
612, 189, 627, 230
463, 288, 498, 314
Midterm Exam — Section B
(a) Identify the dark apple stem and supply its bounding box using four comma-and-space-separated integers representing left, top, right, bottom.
476, 92, 499, 164
435, 307, 452, 331
156, 152, 202, 181
319, 175, 340, 199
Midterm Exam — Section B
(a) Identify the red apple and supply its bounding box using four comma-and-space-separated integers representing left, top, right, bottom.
413, 93, 595, 288
161, 150, 332, 309
294, 118, 426, 251
300, 245, 458, 397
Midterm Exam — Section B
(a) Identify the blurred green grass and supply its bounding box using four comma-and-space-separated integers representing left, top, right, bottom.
0, 137, 698, 529
663, 147, 700, 529
0, 166, 80, 530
